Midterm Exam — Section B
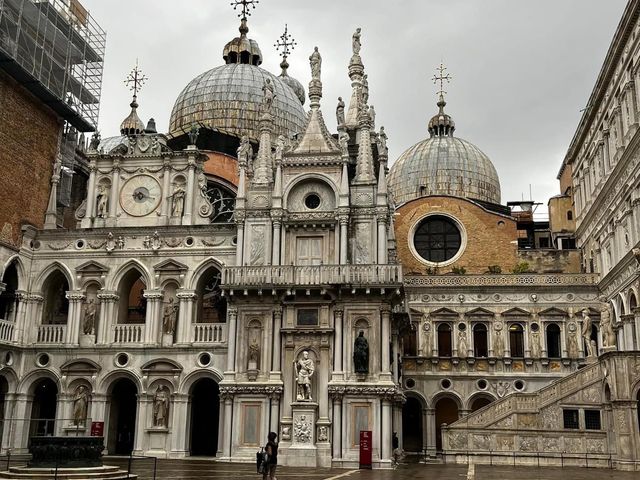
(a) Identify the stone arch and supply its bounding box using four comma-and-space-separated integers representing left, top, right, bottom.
98, 369, 143, 395
466, 391, 498, 411
179, 368, 224, 395
1, 255, 26, 290
33, 261, 75, 292
403, 392, 427, 453
432, 392, 462, 451
431, 391, 464, 411
191, 260, 225, 324
0, 368, 19, 393
283, 173, 339, 210
112, 263, 150, 325
18, 369, 61, 396
107, 260, 152, 291
405, 390, 430, 409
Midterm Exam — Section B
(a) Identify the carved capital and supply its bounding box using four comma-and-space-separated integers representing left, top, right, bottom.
97, 291, 119, 303
143, 290, 164, 301
65, 291, 86, 303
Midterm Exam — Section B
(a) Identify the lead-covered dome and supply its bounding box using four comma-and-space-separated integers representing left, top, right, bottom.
169, 20, 307, 142
389, 97, 501, 206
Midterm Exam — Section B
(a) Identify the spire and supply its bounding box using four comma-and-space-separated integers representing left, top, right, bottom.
252, 79, 275, 185
120, 61, 147, 135
354, 105, 375, 184
224, 0, 263, 65
428, 63, 455, 137
345, 28, 365, 129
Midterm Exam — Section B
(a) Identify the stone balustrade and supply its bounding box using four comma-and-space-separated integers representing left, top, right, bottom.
192, 323, 226, 343
113, 324, 145, 344
0, 319, 14, 343
404, 273, 599, 288
37, 324, 66, 344
223, 264, 403, 288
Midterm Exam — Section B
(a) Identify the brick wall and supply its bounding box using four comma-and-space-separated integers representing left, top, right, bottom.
394, 196, 518, 275
0, 71, 60, 246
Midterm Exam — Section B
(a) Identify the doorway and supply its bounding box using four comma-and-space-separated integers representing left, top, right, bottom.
434, 397, 459, 451
30, 379, 57, 437
402, 396, 423, 452
108, 378, 137, 454
190, 379, 220, 456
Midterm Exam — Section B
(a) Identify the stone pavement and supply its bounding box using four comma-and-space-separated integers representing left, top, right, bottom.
103, 457, 640, 480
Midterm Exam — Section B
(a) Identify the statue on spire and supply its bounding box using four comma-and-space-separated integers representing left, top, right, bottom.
309, 47, 322, 81
352, 28, 362, 55
262, 79, 275, 114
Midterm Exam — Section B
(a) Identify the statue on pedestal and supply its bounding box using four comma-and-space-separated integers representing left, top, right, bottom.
248, 338, 260, 369
152, 385, 170, 428
262, 79, 275, 114
352, 28, 362, 55
353, 331, 369, 374
171, 185, 186, 217
599, 298, 617, 349
581, 309, 596, 357
83, 299, 97, 335
309, 47, 322, 80
73, 385, 89, 426
162, 298, 178, 335
295, 351, 315, 401
96, 185, 109, 218
237, 135, 252, 166
336, 97, 345, 126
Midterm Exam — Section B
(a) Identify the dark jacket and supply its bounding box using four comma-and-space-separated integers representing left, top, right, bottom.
266, 441, 278, 465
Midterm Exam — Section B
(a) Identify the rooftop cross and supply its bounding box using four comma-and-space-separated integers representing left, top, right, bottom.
231, 0, 259, 20
432, 62, 452, 100
124, 60, 147, 99
274, 24, 297, 60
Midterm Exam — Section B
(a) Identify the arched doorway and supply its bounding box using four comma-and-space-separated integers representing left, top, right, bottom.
0, 376, 8, 445
195, 267, 226, 324
434, 397, 459, 451
30, 379, 57, 437
107, 378, 137, 455
42, 271, 69, 325
118, 270, 147, 325
470, 396, 493, 412
402, 396, 423, 452
189, 378, 219, 456
0, 262, 18, 322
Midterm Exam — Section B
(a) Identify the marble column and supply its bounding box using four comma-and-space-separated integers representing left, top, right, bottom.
269, 395, 280, 435
143, 290, 164, 344
44, 131, 63, 229
65, 291, 85, 345
221, 396, 233, 458
23, 295, 43, 344
97, 291, 118, 344
272, 220, 282, 265
160, 160, 172, 223
12, 291, 28, 344
380, 306, 391, 376
182, 159, 196, 225
426, 408, 437, 457
133, 394, 148, 455
235, 224, 245, 266
392, 333, 400, 384
377, 216, 387, 264
13, 393, 32, 453
176, 290, 197, 345
339, 216, 349, 265
84, 161, 97, 225
170, 393, 189, 457
216, 399, 225, 457
331, 395, 342, 459
271, 307, 282, 374
0, 393, 17, 454
381, 399, 393, 463
226, 307, 238, 372
334, 308, 344, 375
108, 160, 121, 223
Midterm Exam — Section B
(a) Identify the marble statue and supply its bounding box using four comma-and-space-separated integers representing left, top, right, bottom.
318, 426, 328, 442
73, 385, 89, 425
352, 27, 362, 55
369, 105, 376, 129
153, 385, 170, 428
83, 299, 96, 335
530, 331, 541, 358
171, 185, 186, 217
362, 74, 369, 105
162, 298, 178, 335
353, 331, 369, 374
336, 97, 345, 126
89, 131, 101, 152
493, 322, 504, 356
188, 123, 200, 146
581, 309, 596, 357
458, 330, 468, 359
115, 236, 125, 250
295, 351, 315, 401
262, 79, 275, 113
96, 185, 109, 218
568, 331, 579, 358
421, 321, 432, 355
377, 126, 388, 156
599, 298, 616, 348
248, 338, 260, 368
237, 135, 252, 166
275, 135, 286, 161
309, 47, 322, 80
338, 131, 350, 156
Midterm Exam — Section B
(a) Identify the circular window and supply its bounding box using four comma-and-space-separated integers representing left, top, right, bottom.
31, 240, 41, 250
115, 353, 130, 368
4, 352, 13, 366
514, 380, 525, 391
440, 379, 452, 390
36, 353, 50, 367
405, 378, 416, 389
458, 323, 467, 331
530, 323, 539, 332
231, 236, 238, 246
198, 352, 212, 367
477, 379, 488, 390
75, 239, 85, 250
185, 236, 195, 247
412, 215, 463, 264
304, 193, 321, 210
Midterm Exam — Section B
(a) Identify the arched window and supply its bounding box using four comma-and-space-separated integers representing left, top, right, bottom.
473, 324, 488, 358
195, 267, 226, 323
117, 270, 146, 324
42, 271, 69, 325
567, 210, 573, 221
546, 324, 561, 358
509, 324, 524, 357
438, 324, 452, 357
0, 262, 18, 321
413, 215, 462, 263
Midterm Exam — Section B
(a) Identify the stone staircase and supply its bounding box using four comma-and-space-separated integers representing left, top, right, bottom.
0, 466, 136, 479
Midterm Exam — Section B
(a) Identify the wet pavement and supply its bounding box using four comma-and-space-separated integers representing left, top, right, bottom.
103, 457, 640, 480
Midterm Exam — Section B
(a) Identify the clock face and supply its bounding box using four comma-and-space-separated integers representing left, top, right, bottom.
120, 175, 162, 217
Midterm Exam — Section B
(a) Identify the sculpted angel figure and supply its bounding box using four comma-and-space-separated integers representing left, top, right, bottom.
309, 47, 322, 80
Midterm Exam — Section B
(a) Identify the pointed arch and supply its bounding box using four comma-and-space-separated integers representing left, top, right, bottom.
107, 260, 153, 291
1, 255, 26, 290
188, 258, 225, 291
33, 262, 75, 292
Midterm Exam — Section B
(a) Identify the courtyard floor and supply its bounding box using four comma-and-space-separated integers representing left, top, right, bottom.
102, 457, 640, 480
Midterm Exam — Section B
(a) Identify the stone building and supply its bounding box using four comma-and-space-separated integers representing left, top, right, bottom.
0, 0, 638, 471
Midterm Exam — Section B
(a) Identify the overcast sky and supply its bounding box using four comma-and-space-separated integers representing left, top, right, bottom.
82, 0, 627, 207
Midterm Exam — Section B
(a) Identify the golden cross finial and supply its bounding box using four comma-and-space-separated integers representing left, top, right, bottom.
124, 59, 147, 98
231, 0, 259, 20
432, 62, 452, 100
275, 24, 297, 60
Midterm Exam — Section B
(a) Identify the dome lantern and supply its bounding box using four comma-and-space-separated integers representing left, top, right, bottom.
224, 0, 263, 65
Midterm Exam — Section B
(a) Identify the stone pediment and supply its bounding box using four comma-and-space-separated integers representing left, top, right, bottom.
430, 307, 459, 318
141, 358, 183, 376
290, 109, 340, 156
539, 307, 569, 317
153, 259, 188, 275
501, 307, 531, 317
465, 307, 495, 317
76, 261, 110, 277
60, 358, 102, 376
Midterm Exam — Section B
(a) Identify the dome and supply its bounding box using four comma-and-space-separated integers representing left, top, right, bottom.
169, 20, 307, 142
389, 99, 501, 206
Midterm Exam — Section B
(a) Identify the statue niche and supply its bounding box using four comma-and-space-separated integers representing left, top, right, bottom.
246, 319, 262, 381
353, 330, 369, 374
294, 350, 315, 402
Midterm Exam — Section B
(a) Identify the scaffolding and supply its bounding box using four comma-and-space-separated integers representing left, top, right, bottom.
0, 0, 105, 131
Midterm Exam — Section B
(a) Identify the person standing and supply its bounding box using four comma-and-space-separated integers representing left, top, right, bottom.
262, 431, 278, 480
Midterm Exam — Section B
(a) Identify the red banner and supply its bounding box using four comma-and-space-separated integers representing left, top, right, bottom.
359, 430, 372, 469
90, 421, 104, 437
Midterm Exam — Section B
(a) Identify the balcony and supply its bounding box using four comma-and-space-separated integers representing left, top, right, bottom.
192, 323, 227, 344
113, 324, 144, 344
37, 324, 65, 344
222, 264, 403, 289
0, 319, 14, 343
